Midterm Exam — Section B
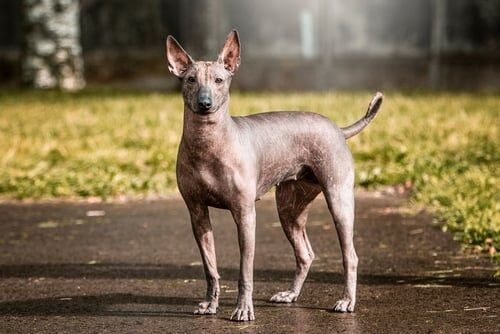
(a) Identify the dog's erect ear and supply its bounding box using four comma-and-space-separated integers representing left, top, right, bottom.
166, 36, 194, 78
217, 30, 241, 75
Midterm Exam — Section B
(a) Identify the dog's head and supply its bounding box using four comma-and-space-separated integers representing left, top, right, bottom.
166, 30, 241, 115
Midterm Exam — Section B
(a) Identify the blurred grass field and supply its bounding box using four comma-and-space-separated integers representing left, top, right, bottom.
0, 89, 498, 256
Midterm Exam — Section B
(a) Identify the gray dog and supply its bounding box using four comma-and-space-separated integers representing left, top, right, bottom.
166, 30, 383, 322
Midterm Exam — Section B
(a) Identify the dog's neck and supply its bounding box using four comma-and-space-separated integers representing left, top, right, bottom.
181, 100, 234, 149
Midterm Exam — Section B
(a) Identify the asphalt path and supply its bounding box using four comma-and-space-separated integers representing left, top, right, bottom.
0, 192, 498, 333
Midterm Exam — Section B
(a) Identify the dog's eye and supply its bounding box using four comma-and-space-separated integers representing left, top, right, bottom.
215, 78, 223, 84
187, 76, 196, 83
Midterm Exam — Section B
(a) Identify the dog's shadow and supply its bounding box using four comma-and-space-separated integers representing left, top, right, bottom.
0, 262, 495, 317
0, 293, 196, 318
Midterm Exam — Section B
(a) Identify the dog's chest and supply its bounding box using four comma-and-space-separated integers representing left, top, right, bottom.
178, 149, 251, 208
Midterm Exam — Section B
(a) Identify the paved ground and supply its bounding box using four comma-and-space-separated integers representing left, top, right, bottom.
0, 192, 498, 333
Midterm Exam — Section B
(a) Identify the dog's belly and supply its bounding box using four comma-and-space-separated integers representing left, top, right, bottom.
255, 164, 316, 199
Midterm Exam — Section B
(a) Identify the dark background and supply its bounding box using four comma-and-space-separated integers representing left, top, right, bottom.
1, 0, 499, 90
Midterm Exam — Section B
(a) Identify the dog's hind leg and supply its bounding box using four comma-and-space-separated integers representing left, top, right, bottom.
323, 177, 358, 313
270, 180, 321, 303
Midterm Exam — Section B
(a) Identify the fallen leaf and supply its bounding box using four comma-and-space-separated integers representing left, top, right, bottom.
413, 284, 452, 288
426, 309, 456, 313
38, 221, 59, 229
86, 210, 106, 217
464, 306, 489, 311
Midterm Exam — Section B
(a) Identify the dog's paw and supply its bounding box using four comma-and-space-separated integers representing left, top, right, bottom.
269, 290, 298, 303
332, 298, 355, 313
230, 301, 255, 321
194, 300, 218, 315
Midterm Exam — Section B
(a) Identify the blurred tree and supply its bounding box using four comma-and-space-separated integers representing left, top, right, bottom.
21, 0, 85, 90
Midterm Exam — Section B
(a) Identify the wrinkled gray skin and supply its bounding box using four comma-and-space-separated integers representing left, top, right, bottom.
166, 30, 383, 322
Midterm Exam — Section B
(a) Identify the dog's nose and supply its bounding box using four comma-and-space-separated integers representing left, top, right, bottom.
197, 87, 213, 111
198, 98, 212, 110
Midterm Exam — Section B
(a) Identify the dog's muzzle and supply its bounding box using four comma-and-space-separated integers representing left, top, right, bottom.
197, 87, 213, 113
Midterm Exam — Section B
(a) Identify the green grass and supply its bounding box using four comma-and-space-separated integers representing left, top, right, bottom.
0, 89, 498, 256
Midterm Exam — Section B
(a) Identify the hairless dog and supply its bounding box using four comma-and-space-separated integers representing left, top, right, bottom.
166, 30, 383, 322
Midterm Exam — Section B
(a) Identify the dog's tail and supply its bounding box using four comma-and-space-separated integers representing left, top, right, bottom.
341, 92, 384, 139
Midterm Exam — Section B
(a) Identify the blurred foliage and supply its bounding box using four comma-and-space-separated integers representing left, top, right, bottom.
0, 89, 498, 256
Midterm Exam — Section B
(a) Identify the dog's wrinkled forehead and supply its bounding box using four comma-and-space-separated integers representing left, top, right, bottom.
184, 61, 230, 82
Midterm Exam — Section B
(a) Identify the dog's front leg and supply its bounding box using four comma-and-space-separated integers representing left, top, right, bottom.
230, 204, 256, 321
188, 204, 220, 315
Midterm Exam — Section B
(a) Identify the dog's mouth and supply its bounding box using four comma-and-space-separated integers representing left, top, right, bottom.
194, 107, 216, 115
